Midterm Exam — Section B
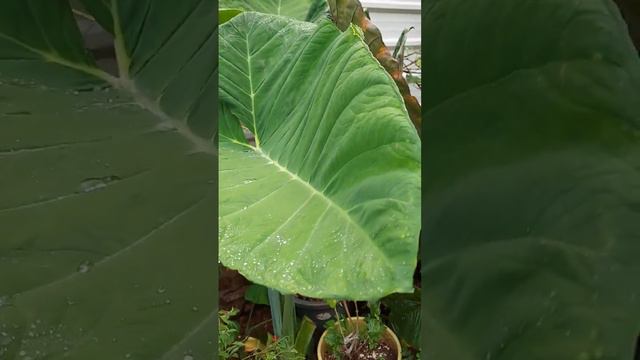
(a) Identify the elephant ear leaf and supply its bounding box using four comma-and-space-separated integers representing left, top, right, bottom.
423, 0, 640, 359
219, 0, 328, 21
0, 0, 216, 358
218, 13, 421, 300
220, 8, 244, 24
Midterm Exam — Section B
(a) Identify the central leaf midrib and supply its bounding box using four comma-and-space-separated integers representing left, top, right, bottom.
108, 8, 216, 155
243, 29, 261, 147
0, 24, 216, 156
119, 79, 216, 155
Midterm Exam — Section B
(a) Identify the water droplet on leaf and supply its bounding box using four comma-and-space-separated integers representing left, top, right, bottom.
79, 175, 121, 193
77, 261, 92, 273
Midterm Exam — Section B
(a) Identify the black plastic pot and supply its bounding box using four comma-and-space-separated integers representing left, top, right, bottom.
293, 296, 335, 327
293, 296, 345, 359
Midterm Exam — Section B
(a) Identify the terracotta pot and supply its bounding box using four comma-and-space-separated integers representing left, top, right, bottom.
316, 317, 401, 360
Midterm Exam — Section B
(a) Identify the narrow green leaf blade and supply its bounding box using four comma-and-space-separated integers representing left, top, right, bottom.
294, 316, 317, 356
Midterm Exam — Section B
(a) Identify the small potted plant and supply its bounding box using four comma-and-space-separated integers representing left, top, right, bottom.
317, 303, 401, 360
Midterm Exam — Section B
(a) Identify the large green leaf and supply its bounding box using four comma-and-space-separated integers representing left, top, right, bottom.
218, 13, 421, 300
220, 8, 244, 25
423, 0, 640, 358
219, 0, 327, 22
0, 1, 216, 358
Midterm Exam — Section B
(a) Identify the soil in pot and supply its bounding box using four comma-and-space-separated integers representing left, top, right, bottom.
323, 338, 396, 360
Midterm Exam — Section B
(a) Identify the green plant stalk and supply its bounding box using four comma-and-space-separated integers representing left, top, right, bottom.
110, 0, 130, 80
333, 307, 345, 338
341, 300, 355, 334
282, 294, 296, 342
267, 288, 283, 337
244, 302, 255, 336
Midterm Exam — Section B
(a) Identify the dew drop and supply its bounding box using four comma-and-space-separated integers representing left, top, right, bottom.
79, 175, 121, 193
77, 261, 92, 273
0, 296, 12, 308
0, 333, 11, 346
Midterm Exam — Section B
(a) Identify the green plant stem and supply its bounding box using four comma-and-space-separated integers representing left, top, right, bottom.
342, 300, 354, 334
282, 294, 296, 342
334, 307, 345, 338
354, 300, 359, 334
110, 0, 131, 79
246, 318, 273, 336
244, 303, 255, 336
267, 288, 283, 337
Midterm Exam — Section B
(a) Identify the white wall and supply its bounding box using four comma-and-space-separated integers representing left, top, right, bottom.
360, 0, 421, 48
360, 0, 421, 102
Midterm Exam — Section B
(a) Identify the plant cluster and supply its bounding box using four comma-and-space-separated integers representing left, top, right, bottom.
322, 302, 392, 360
218, 308, 304, 360
219, 308, 244, 360
244, 336, 303, 360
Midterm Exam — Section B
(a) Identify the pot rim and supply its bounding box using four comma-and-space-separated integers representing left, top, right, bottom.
293, 295, 331, 307
316, 316, 401, 360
